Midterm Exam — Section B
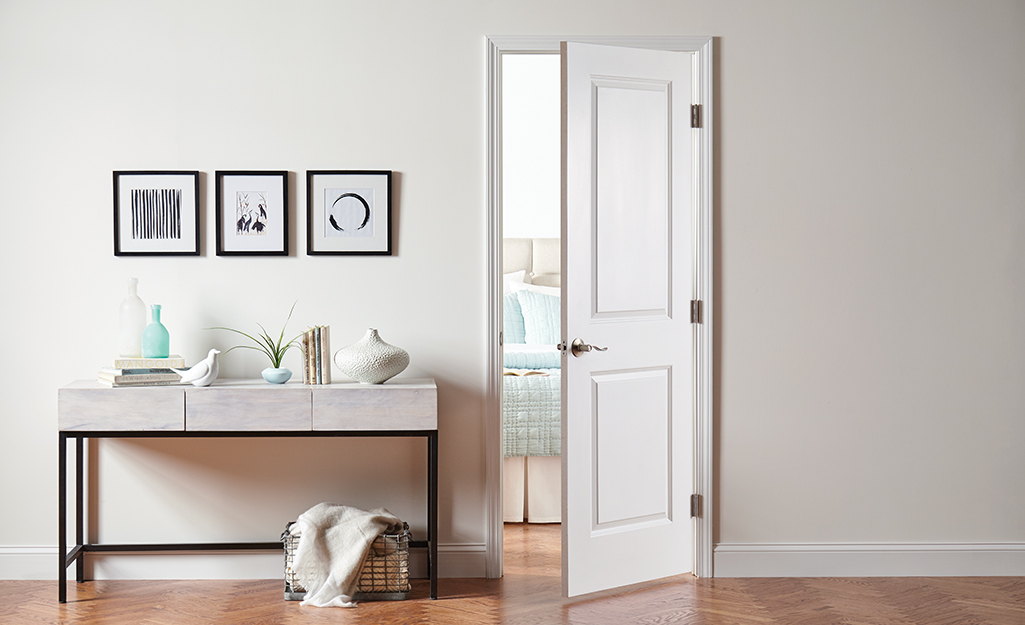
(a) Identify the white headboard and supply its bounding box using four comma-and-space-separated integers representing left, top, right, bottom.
503, 238, 560, 287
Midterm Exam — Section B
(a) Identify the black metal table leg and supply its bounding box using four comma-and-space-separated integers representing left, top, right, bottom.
76, 437, 84, 583
54, 427, 437, 603
58, 433, 66, 603
429, 430, 438, 599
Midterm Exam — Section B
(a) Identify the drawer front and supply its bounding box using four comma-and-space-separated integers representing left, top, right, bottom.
186, 387, 312, 431
59, 387, 185, 431
314, 387, 437, 431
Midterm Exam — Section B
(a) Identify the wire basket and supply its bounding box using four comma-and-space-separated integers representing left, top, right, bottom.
282, 521, 411, 601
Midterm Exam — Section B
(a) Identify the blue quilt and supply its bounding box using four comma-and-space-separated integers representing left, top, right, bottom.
503, 369, 561, 457
503, 348, 561, 370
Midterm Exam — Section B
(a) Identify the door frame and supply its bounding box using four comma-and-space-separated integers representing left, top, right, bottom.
485, 35, 714, 579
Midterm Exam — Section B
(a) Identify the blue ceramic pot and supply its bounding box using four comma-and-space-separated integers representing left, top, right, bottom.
261, 367, 292, 384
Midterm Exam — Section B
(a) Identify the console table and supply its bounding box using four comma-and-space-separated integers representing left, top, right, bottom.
57, 378, 438, 603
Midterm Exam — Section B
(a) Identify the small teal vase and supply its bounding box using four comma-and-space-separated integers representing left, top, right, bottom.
142, 304, 170, 358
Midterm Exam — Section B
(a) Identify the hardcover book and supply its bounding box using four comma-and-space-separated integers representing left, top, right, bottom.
113, 355, 185, 369
305, 328, 317, 384
98, 367, 182, 384
96, 378, 181, 387
315, 327, 323, 385
320, 326, 331, 384
301, 332, 311, 384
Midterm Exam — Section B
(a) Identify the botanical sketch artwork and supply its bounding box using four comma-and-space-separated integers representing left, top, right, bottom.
236, 191, 269, 236
131, 189, 182, 240
325, 188, 374, 237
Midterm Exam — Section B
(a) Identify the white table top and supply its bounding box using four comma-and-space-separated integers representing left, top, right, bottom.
59, 378, 438, 432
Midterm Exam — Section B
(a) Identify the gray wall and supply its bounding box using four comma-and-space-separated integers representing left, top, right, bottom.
1, 0, 1022, 578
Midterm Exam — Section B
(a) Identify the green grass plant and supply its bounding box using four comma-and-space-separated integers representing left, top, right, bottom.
210, 302, 302, 368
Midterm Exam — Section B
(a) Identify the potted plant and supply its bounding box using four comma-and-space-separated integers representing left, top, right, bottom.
211, 302, 302, 384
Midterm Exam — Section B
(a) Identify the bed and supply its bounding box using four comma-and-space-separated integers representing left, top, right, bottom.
502, 237, 562, 523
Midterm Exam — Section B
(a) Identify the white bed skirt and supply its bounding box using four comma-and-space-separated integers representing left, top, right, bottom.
503, 456, 561, 523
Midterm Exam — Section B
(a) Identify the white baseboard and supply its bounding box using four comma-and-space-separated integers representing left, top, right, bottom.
436, 543, 487, 578
0, 546, 58, 580
714, 542, 1025, 577
0, 543, 487, 580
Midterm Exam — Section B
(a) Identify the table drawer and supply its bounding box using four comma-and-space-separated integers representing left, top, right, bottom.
58, 386, 185, 431
186, 387, 312, 431
314, 386, 437, 431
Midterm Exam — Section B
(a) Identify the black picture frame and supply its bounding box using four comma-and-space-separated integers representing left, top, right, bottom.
113, 171, 200, 256
306, 170, 392, 255
215, 171, 289, 256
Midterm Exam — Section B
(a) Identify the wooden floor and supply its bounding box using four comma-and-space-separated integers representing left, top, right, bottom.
3, 524, 1024, 624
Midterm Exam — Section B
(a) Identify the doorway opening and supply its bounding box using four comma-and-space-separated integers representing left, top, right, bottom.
499, 52, 563, 557
485, 36, 715, 586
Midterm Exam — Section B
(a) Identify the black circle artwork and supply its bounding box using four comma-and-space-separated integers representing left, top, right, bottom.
328, 192, 371, 233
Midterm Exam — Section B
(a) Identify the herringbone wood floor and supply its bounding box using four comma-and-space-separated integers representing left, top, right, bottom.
3, 524, 1024, 624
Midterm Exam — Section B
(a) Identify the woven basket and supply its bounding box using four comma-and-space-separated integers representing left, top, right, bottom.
282, 521, 411, 601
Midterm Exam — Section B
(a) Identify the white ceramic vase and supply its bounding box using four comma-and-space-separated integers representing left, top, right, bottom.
333, 328, 409, 384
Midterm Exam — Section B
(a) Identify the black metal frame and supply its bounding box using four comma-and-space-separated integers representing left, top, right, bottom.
58, 429, 438, 603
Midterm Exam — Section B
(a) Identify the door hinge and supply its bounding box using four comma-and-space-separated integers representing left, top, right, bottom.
690, 300, 703, 324
690, 493, 702, 518
691, 104, 702, 128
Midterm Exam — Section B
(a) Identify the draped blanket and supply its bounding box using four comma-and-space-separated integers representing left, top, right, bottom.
292, 503, 403, 608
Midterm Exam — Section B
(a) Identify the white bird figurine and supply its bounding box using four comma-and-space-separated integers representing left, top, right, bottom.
172, 349, 220, 387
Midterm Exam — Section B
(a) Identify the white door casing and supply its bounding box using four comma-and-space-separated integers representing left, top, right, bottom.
484, 35, 713, 582
562, 41, 693, 597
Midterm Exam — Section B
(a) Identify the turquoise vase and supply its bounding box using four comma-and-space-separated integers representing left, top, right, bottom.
142, 304, 170, 358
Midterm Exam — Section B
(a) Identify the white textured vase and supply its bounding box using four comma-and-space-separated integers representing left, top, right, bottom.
333, 328, 409, 384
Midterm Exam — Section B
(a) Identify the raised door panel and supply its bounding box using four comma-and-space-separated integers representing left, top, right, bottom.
593, 368, 671, 528
594, 78, 671, 320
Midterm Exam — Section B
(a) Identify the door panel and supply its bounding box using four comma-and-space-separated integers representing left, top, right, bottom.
563, 41, 693, 598
594, 367, 671, 526
594, 79, 670, 318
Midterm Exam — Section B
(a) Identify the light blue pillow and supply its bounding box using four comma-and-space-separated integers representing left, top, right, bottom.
504, 293, 526, 344
516, 289, 560, 345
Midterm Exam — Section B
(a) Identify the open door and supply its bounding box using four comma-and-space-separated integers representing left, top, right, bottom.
561, 41, 694, 597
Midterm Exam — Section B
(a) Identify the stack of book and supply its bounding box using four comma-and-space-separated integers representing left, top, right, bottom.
302, 326, 332, 385
99, 355, 185, 387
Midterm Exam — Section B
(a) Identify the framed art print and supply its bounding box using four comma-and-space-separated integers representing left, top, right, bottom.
113, 171, 200, 256
215, 171, 289, 256
306, 170, 392, 255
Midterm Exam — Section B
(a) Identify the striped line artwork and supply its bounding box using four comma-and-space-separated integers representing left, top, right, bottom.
131, 189, 183, 240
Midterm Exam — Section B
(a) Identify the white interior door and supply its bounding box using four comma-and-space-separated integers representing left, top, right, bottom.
562, 41, 694, 597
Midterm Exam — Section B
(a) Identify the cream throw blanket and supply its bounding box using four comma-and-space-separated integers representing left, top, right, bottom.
292, 503, 403, 608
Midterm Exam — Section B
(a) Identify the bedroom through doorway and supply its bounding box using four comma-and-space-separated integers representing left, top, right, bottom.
500, 52, 563, 540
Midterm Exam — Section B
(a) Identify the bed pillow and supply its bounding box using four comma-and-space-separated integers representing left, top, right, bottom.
503, 292, 527, 344
504, 270, 526, 295
503, 344, 562, 369
510, 279, 560, 297
516, 289, 560, 345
